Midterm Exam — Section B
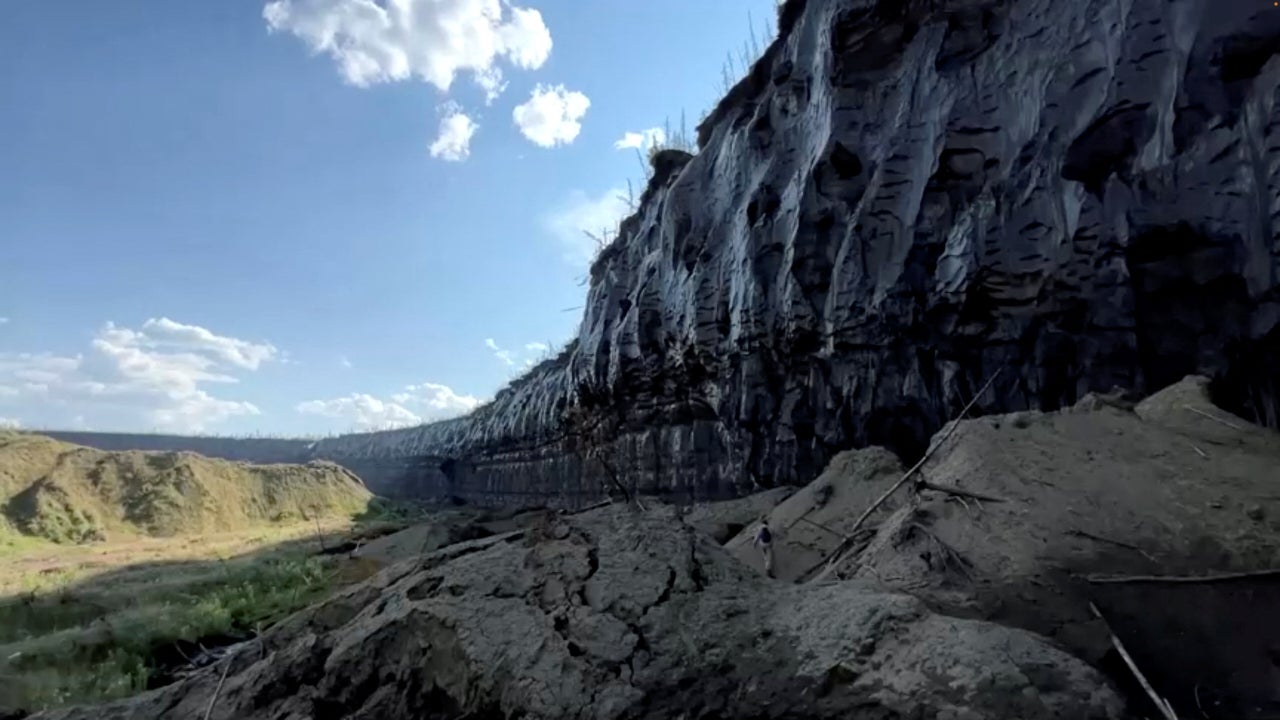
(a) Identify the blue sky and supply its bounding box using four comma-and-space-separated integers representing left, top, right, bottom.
0, 0, 777, 435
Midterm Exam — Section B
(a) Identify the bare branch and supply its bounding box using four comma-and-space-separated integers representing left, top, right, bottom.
807, 369, 1004, 583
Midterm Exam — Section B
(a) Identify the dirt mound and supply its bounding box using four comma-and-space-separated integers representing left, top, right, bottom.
725, 447, 905, 580
807, 376, 1280, 718
680, 486, 794, 544
30, 504, 1124, 720
353, 507, 553, 566
0, 433, 373, 543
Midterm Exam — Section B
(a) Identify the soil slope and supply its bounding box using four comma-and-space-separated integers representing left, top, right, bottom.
730, 376, 1280, 718
0, 432, 373, 543
30, 505, 1125, 720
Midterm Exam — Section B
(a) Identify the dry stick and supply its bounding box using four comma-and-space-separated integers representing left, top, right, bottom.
796, 516, 843, 539
202, 653, 235, 720
566, 499, 614, 516
1089, 602, 1179, 720
1068, 528, 1157, 563
1085, 568, 1280, 584
808, 368, 1004, 582
791, 525, 881, 584
946, 494, 972, 513
917, 480, 1007, 503
783, 504, 817, 532
1193, 684, 1208, 720
313, 515, 326, 553
1182, 405, 1244, 431
593, 453, 634, 507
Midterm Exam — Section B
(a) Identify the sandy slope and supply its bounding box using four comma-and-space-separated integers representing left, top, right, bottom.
0, 432, 372, 543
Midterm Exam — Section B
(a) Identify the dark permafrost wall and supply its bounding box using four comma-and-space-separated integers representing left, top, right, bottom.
63, 0, 1280, 505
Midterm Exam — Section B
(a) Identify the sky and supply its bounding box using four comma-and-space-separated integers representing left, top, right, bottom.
0, 0, 778, 436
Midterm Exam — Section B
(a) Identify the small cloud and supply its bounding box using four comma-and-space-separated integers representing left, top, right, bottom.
0, 417, 20, 429
485, 338, 558, 371
429, 104, 479, 162
484, 338, 516, 367
137, 317, 278, 370
297, 380, 480, 431
614, 127, 665, 150
297, 394, 421, 431
513, 84, 590, 148
0, 318, 9, 325
390, 382, 481, 414
339, 356, 354, 369
542, 187, 631, 266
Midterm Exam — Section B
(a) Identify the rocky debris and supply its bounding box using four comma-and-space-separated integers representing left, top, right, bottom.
811, 376, 1280, 718
32, 505, 1125, 720
353, 507, 553, 567
679, 486, 794, 543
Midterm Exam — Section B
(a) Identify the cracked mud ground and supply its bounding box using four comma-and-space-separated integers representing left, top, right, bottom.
32, 505, 1123, 720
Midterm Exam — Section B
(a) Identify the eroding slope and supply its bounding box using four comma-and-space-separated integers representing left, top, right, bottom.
31, 505, 1124, 720
817, 376, 1280, 717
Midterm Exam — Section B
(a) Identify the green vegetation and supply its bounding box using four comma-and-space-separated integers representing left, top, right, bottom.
0, 543, 365, 712
0, 431, 394, 713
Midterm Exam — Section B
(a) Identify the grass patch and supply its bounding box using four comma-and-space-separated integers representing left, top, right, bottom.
0, 433, 395, 713
0, 524, 385, 714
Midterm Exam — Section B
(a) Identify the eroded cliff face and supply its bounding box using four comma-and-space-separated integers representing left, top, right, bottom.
316, 0, 1280, 503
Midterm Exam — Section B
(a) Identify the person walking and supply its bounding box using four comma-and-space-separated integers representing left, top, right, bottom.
753, 516, 775, 578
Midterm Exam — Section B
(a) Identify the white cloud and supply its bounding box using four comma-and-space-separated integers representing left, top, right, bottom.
134, 317, 277, 370
263, 0, 552, 101
542, 187, 631, 265
0, 319, 277, 432
429, 104, 479, 161
513, 84, 590, 148
0, 417, 20, 429
339, 356, 354, 369
485, 338, 556, 370
391, 382, 481, 413
298, 381, 480, 431
296, 394, 421, 431
614, 127, 665, 151
484, 337, 516, 367
0, 318, 9, 325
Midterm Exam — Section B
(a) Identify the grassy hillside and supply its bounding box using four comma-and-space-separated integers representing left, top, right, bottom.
0, 431, 373, 545
0, 431, 401, 713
